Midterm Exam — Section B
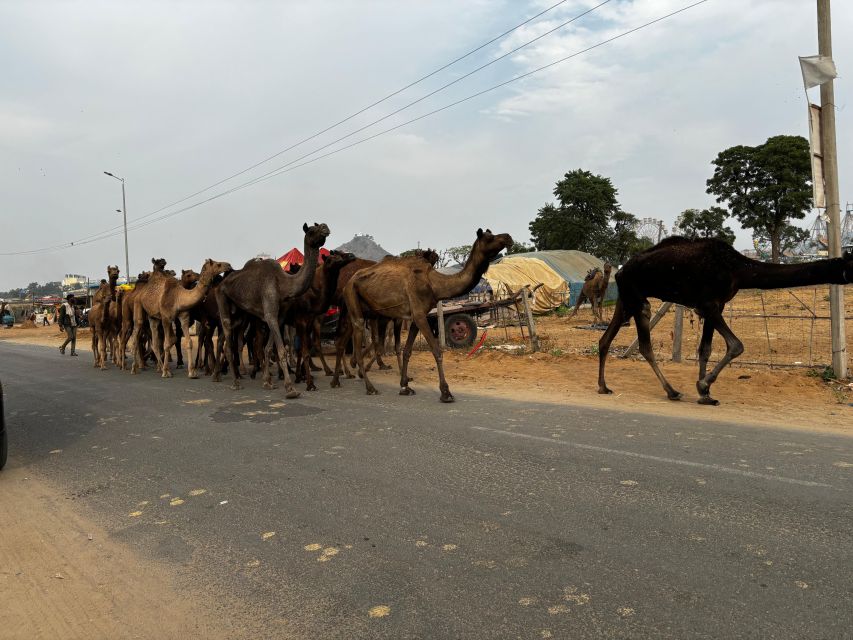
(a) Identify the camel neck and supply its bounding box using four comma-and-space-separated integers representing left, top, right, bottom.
282, 242, 321, 299
427, 245, 489, 300
737, 257, 847, 290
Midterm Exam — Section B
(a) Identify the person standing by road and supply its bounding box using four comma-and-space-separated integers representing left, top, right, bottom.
58, 294, 78, 356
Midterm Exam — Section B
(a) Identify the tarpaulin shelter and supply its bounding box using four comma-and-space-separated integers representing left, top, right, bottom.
277, 247, 331, 271
484, 250, 618, 313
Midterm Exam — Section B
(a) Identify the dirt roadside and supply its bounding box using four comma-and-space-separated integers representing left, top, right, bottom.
0, 466, 251, 640
2, 323, 851, 434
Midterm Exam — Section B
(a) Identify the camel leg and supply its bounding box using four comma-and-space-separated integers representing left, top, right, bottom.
413, 315, 454, 403
215, 292, 242, 390
696, 317, 715, 382
148, 317, 168, 377
180, 315, 198, 379
129, 316, 146, 375
568, 293, 585, 319
330, 317, 352, 388
394, 319, 404, 373
592, 297, 602, 324
91, 327, 99, 368
634, 302, 681, 401
174, 321, 184, 369
159, 318, 176, 379
299, 323, 316, 391
313, 318, 334, 376
260, 333, 276, 389
97, 324, 108, 370
263, 309, 300, 399
598, 298, 627, 394
398, 322, 420, 395
373, 319, 391, 370
350, 312, 378, 396
697, 314, 743, 406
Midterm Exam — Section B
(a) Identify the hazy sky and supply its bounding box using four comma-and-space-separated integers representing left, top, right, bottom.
1, 0, 851, 289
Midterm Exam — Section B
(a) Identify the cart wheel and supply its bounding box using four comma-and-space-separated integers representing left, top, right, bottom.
444, 314, 477, 349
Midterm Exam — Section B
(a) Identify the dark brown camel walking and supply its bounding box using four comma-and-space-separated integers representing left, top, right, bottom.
338, 228, 512, 402
284, 250, 356, 391
569, 263, 612, 323
215, 222, 330, 397
598, 236, 853, 405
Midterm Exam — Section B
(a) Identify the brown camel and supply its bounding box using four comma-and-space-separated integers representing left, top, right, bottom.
216, 223, 330, 397
338, 228, 512, 402
598, 236, 853, 405
118, 271, 153, 370
569, 263, 612, 324
130, 259, 231, 377
331, 248, 442, 377
90, 266, 120, 369
276, 250, 357, 390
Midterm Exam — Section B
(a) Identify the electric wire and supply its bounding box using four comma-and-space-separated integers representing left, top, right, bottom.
1, 0, 709, 257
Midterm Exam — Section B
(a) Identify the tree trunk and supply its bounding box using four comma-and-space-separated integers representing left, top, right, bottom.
770, 229, 781, 263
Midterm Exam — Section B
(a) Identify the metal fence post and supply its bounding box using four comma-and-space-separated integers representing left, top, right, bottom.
672, 305, 684, 363
437, 300, 445, 351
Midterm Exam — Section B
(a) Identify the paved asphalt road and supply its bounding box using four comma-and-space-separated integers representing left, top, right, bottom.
2, 341, 853, 639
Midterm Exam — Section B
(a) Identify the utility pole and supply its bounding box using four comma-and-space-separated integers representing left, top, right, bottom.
817, 0, 847, 378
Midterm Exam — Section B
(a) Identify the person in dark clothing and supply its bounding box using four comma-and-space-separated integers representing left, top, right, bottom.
59, 294, 78, 356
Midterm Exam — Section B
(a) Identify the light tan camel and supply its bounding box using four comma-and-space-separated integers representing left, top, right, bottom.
89, 266, 120, 370
130, 259, 231, 377
337, 228, 512, 402
569, 263, 612, 324
118, 271, 151, 370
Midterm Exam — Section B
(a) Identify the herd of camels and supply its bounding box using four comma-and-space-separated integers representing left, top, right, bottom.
85, 222, 853, 405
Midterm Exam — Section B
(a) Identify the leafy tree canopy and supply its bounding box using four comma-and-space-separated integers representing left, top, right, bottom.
506, 241, 535, 255
706, 135, 811, 262
674, 207, 736, 245
528, 169, 649, 264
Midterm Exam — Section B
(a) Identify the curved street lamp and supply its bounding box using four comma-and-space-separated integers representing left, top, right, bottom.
103, 171, 130, 282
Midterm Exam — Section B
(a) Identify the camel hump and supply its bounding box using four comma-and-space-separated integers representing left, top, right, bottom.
584, 268, 600, 282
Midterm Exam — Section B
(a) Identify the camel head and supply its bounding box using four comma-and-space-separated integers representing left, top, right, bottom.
199, 259, 234, 285
603, 263, 613, 277
151, 258, 167, 272
302, 222, 331, 250
419, 248, 441, 267
324, 250, 357, 271
136, 271, 151, 283
180, 269, 200, 288
474, 228, 514, 260
164, 269, 176, 277
107, 265, 120, 281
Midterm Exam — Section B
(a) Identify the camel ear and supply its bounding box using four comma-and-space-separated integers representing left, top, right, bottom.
477, 228, 484, 239
303, 223, 309, 233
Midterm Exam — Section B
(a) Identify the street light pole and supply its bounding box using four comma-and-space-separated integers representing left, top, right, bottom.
104, 171, 130, 283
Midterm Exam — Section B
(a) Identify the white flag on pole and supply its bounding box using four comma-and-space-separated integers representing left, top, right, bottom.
799, 55, 838, 90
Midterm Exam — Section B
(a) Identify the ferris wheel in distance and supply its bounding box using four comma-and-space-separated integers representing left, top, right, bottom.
634, 217, 669, 244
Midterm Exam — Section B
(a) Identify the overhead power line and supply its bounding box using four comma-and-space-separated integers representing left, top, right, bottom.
56, 0, 582, 248
2, 0, 709, 257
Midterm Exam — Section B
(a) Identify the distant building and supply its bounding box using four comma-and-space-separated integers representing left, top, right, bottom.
62, 274, 87, 290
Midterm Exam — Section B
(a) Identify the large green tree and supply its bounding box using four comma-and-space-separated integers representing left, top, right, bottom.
528, 169, 648, 263
706, 135, 812, 262
674, 207, 736, 245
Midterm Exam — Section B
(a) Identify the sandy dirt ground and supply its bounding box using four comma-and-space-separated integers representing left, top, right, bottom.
0, 466, 250, 640
2, 320, 851, 434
